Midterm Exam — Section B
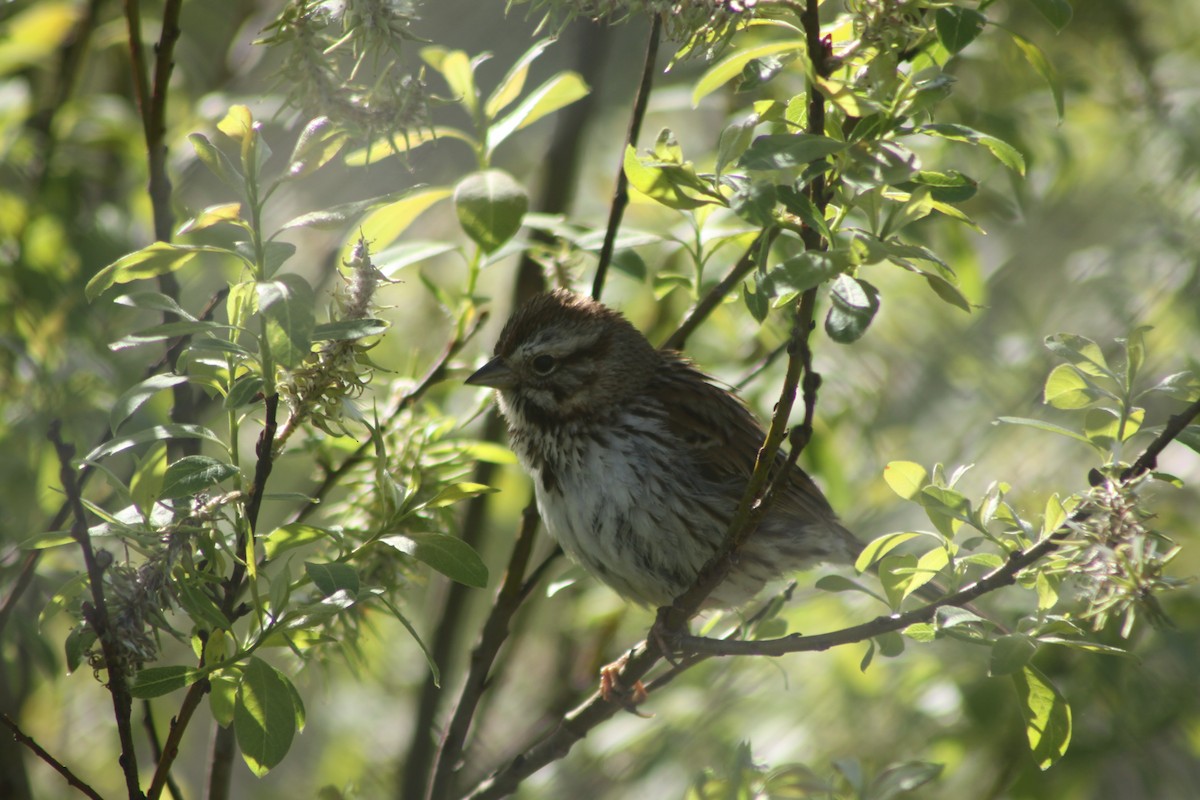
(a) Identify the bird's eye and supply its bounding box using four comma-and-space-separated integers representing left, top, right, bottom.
531, 354, 557, 375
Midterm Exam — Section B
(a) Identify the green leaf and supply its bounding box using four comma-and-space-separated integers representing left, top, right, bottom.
855, 532, 922, 572
767, 250, 849, 294
84, 424, 225, 463
935, 7, 987, 54
304, 561, 360, 598
263, 524, 328, 560
778, 187, 833, 243
375, 241, 458, 277
286, 116, 346, 179
918, 485, 971, 537
280, 191, 422, 232
1043, 364, 1101, 409
622, 145, 710, 211
311, 319, 389, 341
161, 456, 239, 500
258, 274, 316, 370
355, 187, 453, 255
209, 672, 239, 727
738, 134, 847, 170
381, 532, 489, 588
235, 657, 299, 777
922, 272, 972, 312
825, 275, 880, 344
484, 38, 554, 120
879, 554, 918, 611
901, 169, 978, 203
884, 461, 927, 500
110, 319, 239, 351
189, 132, 241, 188
692, 39, 807, 105
425, 482, 499, 508
110, 373, 189, 432
990, 634, 1037, 676
728, 178, 777, 226
177, 203, 243, 235
422, 47, 478, 114
995, 416, 1090, 443
1009, 31, 1064, 120
65, 625, 96, 674
113, 291, 198, 320
224, 374, 265, 409
1176, 425, 1200, 454
176, 579, 234, 633
916, 124, 1026, 175
130, 666, 203, 699
1030, 0, 1073, 31
19, 531, 75, 550
454, 170, 529, 254
129, 443, 167, 514
486, 71, 589, 151
86, 242, 230, 300
1044, 332, 1110, 377
814, 574, 885, 604
1012, 665, 1072, 770
715, 113, 759, 176
343, 127, 476, 165
380, 596, 440, 687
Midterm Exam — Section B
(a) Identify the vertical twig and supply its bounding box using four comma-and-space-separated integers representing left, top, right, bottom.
590, 13, 662, 301
49, 423, 144, 799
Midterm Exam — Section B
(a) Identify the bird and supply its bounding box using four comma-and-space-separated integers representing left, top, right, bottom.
466, 289, 861, 611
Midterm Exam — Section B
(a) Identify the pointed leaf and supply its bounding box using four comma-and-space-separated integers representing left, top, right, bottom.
258, 274, 315, 370
739, 134, 848, 170
484, 38, 554, 119
161, 456, 239, 500
381, 532, 488, 588
87, 243, 230, 300
487, 72, 589, 150
1012, 665, 1072, 769
111, 374, 189, 432
130, 666, 203, 699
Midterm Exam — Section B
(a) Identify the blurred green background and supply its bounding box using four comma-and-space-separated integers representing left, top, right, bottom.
1, 1, 1198, 798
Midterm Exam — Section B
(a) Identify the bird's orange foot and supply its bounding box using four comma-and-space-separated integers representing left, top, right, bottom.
599, 654, 650, 715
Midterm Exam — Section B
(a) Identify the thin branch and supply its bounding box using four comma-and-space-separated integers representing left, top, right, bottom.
1122, 394, 1200, 480
427, 502, 541, 800
660, 228, 779, 352
590, 13, 661, 301
49, 423, 143, 799
1, 715, 104, 800
147, 680, 209, 800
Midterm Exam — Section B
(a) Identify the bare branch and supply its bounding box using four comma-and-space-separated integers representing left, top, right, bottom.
590, 13, 661, 301
48, 423, 143, 799
428, 502, 541, 800
1, 715, 104, 800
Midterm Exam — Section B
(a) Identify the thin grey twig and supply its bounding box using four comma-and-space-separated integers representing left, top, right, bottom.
590, 13, 661, 301
1, 715, 104, 800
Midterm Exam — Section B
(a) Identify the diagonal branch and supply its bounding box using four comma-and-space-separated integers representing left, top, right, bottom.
1, 715, 104, 800
590, 13, 661, 301
660, 228, 779, 352
427, 502, 541, 800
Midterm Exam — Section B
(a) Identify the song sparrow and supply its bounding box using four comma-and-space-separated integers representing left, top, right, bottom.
467, 289, 860, 610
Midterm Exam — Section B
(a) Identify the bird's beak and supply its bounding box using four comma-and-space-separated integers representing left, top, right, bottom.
466, 357, 517, 389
